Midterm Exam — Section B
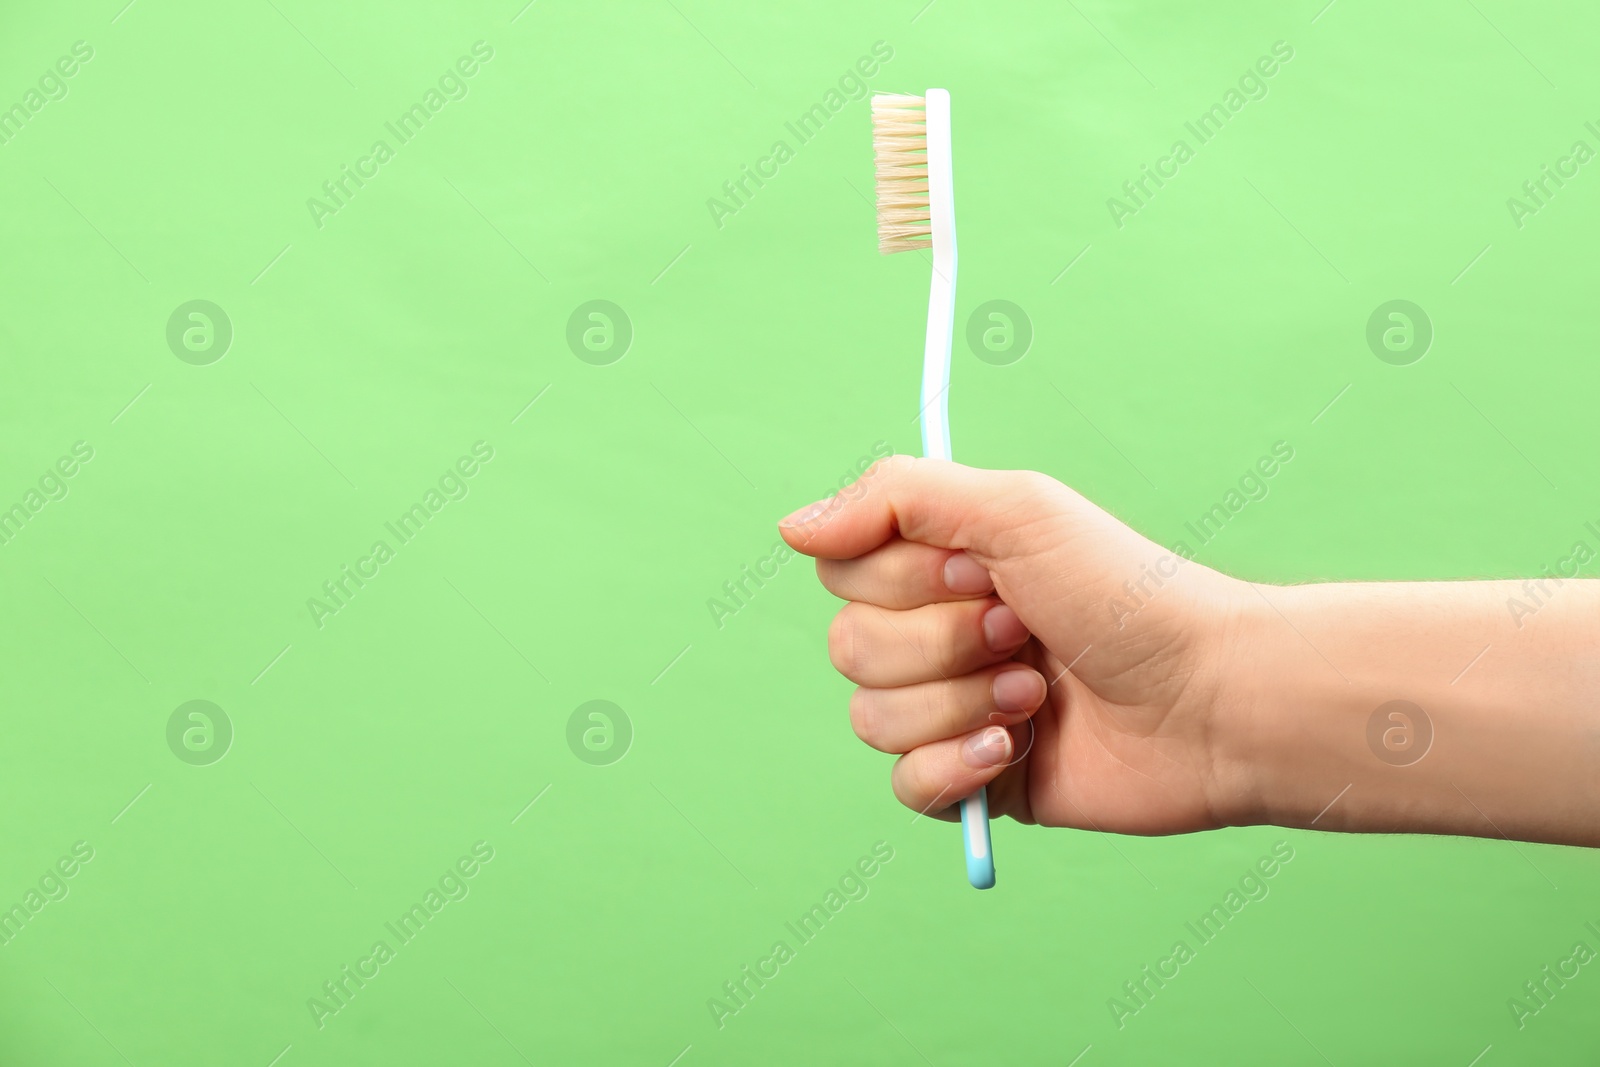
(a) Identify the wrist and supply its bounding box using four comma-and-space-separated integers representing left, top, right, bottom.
1198, 580, 1339, 831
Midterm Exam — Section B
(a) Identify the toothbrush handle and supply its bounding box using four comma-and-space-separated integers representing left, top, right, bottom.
961, 791, 996, 889
919, 89, 992, 890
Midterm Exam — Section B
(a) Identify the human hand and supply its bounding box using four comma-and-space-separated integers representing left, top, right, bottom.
778, 456, 1254, 836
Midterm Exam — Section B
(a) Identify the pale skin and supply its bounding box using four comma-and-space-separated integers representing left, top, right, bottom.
778, 456, 1600, 849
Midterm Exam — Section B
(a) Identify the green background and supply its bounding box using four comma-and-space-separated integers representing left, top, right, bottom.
2, 0, 1598, 1063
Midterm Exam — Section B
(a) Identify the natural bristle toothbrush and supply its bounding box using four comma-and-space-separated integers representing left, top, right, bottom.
872, 89, 995, 891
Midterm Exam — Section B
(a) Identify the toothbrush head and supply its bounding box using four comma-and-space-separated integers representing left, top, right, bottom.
871, 93, 932, 254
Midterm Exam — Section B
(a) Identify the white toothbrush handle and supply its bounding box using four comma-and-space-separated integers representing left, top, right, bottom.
921, 89, 956, 466
921, 89, 994, 890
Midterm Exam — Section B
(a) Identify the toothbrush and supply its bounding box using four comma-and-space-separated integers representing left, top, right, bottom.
872, 89, 995, 890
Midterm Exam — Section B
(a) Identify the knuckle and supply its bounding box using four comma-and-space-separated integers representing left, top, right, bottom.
855, 453, 913, 499
889, 756, 920, 811
848, 690, 888, 751
890, 751, 952, 816
1004, 469, 1060, 517
877, 550, 915, 605
814, 558, 843, 598
867, 453, 914, 481
924, 676, 958, 728
927, 606, 975, 675
1015, 468, 1056, 495
827, 607, 862, 680
1019, 470, 1074, 526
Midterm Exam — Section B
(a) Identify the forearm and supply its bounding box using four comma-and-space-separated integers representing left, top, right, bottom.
1215, 579, 1600, 847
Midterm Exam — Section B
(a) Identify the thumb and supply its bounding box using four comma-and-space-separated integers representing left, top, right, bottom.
777, 455, 1045, 561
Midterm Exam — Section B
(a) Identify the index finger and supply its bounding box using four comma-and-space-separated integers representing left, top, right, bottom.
776, 455, 1041, 561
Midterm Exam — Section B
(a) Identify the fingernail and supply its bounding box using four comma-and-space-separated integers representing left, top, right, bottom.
982, 604, 1028, 652
992, 669, 1044, 713
942, 553, 992, 595
779, 497, 833, 528
962, 726, 1012, 768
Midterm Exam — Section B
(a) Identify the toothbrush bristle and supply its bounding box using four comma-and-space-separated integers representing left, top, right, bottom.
871, 93, 932, 254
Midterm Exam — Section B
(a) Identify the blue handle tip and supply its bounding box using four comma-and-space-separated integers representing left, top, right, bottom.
959, 788, 996, 889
